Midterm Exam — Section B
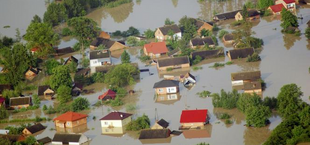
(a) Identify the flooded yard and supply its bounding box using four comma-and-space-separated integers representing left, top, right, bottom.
0, 0, 310, 145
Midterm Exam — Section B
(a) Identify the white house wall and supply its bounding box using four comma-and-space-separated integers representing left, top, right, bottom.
166, 87, 177, 93
101, 120, 123, 127
232, 80, 244, 86
174, 32, 182, 40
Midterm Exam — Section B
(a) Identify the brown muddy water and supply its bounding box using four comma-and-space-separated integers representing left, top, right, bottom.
1, 0, 310, 145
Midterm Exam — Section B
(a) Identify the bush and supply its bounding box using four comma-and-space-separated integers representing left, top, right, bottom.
263, 97, 277, 110
196, 90, 211, 98
264, 9, 272, 16
126, 36, 139, 46
0, 106, 8, 119
212, 24, 220, 31
62, 27, 71, 36
225, 119, 233, 124
91, 72, 104, 83
42, 105, 47, 111
112, 30, 122, 36
218, 30, 229, 39
192, 55, 203, 65
126, 114, 150, 131
71, 97, 90, 112
248, 37, 263, 49
193, 66, 203, 71
226, 61, 233, 65
73, 42, 80, 51
139, 55, 151, 62
111, 97, 123, 106
210, 62, 225, 68
211, 89, 239, 109
166, 67, 173, 71
305, 27, 310, 40
220, 113, 231, 119
144, 29, 155, 39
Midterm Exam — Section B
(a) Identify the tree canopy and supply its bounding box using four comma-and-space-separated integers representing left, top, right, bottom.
71, 97, 90, 112
104, 63, 139, 87
43, 2, 67, 26
31, 15, 42, 23
257, 0, 274, 9
280, 8, 298, 31
126, 114, 150, 131
144, 29, 155, 39
179, 16, 197, 41
277, 84, 302, 119
50, 65, 72, 90
165, 18, 175, 25
121, 50, 131, 63
56, 85, 72, 104
246, 105, 271, 127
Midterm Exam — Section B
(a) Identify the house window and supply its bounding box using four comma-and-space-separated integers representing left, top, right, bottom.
158, 88, 164, 92
105, 129, 109, 132
94, 61, 97, 64
67, 122, 70, 126
105, 122, 108, 125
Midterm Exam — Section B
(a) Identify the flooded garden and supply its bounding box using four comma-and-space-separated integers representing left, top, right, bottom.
0, 0, 310, 145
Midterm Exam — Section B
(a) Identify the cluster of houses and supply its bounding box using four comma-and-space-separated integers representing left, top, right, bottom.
231, 71, 263, 95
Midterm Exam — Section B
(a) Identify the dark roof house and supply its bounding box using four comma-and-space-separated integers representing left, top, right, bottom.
64, 56, 78, 65
38, 85, 53, 96
214, 10, 241, 21
100, 111, 132, 120
9, 97, 32, 107
89, 50, 110, 60
52, 133, 88, 145
158, 25, 181, 35
157, 56, 190, 68
139, 129, 171, 139
90, 38, 115, 48
190, 37, 215, 48
153, 80, 179, 88
37, 137, 52, 145
55, 47, 74, 56
156, 119, 169, 128
228, 48, 254, 60
231, 71, 261, 81
23, 123, 46, 135
191, 49, 224, 60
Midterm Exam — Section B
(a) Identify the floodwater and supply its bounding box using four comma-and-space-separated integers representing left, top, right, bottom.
1, 0, 310, 145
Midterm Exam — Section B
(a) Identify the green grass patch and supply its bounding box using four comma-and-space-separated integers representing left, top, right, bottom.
193, 66, 203, 71
0, 117, 47, 124
196, 90, 211, 98
225, 119, 233, 124
210, 62, 225, 68
219, 113, 231, 119
226, 61, 233, 65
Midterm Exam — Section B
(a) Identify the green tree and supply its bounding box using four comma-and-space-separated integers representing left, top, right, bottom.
144, 29, 155, 39
44, 59, 61, 75
237, 93, 261, 113
24, 22, 58, 58
211, 89, 239, 109
179, 16, 197, 41
56, 85, 72, 104
67, 61, 78, 73
257, 0, 274, 9
123, 26, 140, 37
298, 105, 310, 127
241, 5, 248, 21
305, 27, 310, 39
43, 3, 67, 26
50, 65, 72, 90
0, 44, 35, 86
0, 138, 11, 145
263, 97, 277, 110
71, 97, 89, 112
126, 36, 138, 46
24, 136, 36, 145
165, 18, 175, 25
63, 0, 86, 18
277, 84, 302, 119
91, 72, 104, 83
31, 15, 42, 23
68, 17, 100, 56
200, 28, 212, 37
218, 29, 229, 39
280, 8, 298, 31
0, 106, 8, 119
32, 94, 40, 108
81, 58, 90, 68
62, 27, 72, 36
246, 105, 271, 127
126, 114, 150, 131
121, 51, 131, 63
104, 63, 139, 87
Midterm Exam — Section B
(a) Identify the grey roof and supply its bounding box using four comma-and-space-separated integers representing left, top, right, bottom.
243, 81, 262, 90
158, 25, 181, 35
38, 85, 52, 96
25, 123, 46, 134
248, 10, 260, 17
214, 10, 241, 20
157, 119, 169, 128
153, 80, 179, 88
194, 19, 213, 28
52, 134, 81, 144
157, 56, 189, 67
89, 50, 110, 60
191, 49, 223, 60
191, 37, 214, 46
231, 71, 261, 81
37, 137, 52, 144
90, 37, 115, 48
223, 34, 234, 41
167, 48, 180, 56
229, 48, 254, 59
139, 129, 171, 139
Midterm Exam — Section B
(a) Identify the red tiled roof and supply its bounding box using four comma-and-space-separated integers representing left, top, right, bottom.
180, 109, 208, 123
269, 4, 285, 13
283, 0, 295, 4
100, 111, 132, 120
0, 97, 5, 104
144, 42, 168, 54
53, 111, 88, 122
98, 89, 116, 100
31, 47, 39, 52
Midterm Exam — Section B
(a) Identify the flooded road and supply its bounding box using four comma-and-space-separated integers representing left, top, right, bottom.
1, 0, 310, 145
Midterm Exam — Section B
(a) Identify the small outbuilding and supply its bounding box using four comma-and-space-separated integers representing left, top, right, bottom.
22, 123, 46, 135
157, 56, 190, 71
52, 133, 88, 145
227, 48, 254, 60
98, 89, 116, 101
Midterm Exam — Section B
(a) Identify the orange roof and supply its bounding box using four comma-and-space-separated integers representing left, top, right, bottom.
144, 42, 168, 54
31, 47, 39, 52
269, 4, 284, 13
99, 31, 110, 39
53, 111, 88, 122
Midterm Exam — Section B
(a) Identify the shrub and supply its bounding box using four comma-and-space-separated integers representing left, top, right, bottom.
91, 72, 104, 83
225, 119, 233, 124
211, 89, 239, 109
305, 27, 310, 40
166, 67, 173, 71
220, 113, 231, 119
42, 105, 47, 111
196, 90, 211, 98
110, 97, 123, 107
211, 62, 225, 68
62, 27, 71, 36
126, 36, 139, 46
139, 55, 151, 62
264, 9, 272, 16
0, 106, 8, 119
192, 56, 203, 65
218, 30, 228, 39
193, 66, 203, 71
73, 42, 80, 51
71, 97, 90, 112
246, 53, 261, 62
126, 114, 150, 131
226, 61, 233, 65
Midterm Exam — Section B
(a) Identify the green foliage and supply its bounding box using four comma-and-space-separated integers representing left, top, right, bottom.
246, 105, 271, 127
144, 29, 155, 39
31, 15, 42, 23
43, 105, 47, 111
44, 59, 61, 75
225, 119, 233, 124
277, 84, 302, 119
281, 8, 298, 31
126, 114, 150, 131
193, 66, 203, 71
56, 85, 72, 104
104, 64, 139, 87
211, 89, 239, 109
12, 106, 39, 113
262, 97, 277, 110
0, 44, 35, 86
24, 22, 58, 58
212, 24, 220, 31
166, 67, 173, 71
248, 37, 264, 49
112, 30, 122, 36
115, 87, 127, 98
81, 58, 90, 68
139, 55, 151, 62
242, 5, 248, 21
257, 0, 274, 9
231, 21, 242, 26
63, 0, 86, 18
196, 90, 211, 98
218, 30, 229, 39
32, 94, 40, 107
0, 106, 8, 119
305, 27, 310, 40
67, 61, 78, 73
110, 97, 124, 106
179, 16, 197, 41
5, 124, 31, 134
200, 29, 212, 37
226, 61, 233, 65
43, 2, 67, 26
263, 9, 272, 16
126, 36, 139, 46
210, 62, 225, 68
0, 117, 47, 124
46, 105, 57, 114
0, 36, 14, 48
237, 93, 262, 113
71, 97, 90, 112
91, 72, 104, 83
0, 137, 11, 145
245, 1, 256, 9
73, 42, 81, 51
2, 89, 20, 99
106, 0, 132, 8
121, 51, 131, 64
62, 27, 72, 36
246, 53, 261, 62
192, 55, 203, 65
24, 136, 37, 145
219, 113, 231, 119
165, 18, 175, 25
50, 65, 72, 90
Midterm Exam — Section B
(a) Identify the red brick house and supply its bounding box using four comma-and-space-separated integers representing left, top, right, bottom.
98, 89, 116, 101
180, 109, 209, 129
143, 42, 168, 58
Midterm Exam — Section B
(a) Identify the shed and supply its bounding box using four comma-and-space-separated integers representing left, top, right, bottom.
139, 129, 171, 139
23, 123, 46, 135
227, 48, 254, 60
157, 56, 190, 71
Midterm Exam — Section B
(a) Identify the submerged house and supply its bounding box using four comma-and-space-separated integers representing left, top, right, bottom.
90, 37, 126, 51
193, 19, 213, 35
222, 34, 235, 45
191, 49, 224, 60
55, 47, 74, 56
153, 80, 179, 95
275, 0, 296, 10
180, 109, 209, 129
139, 129, 171, 140
98, 89, 116, 101
64, 56, 78, 65
22, 123, 46, 135
179, 73, 196, 87
36, 137, 52, 145
143, 42, 169, 58
190, 37, 215, 49
227, 48, 254, 60
155, 24, 182, 41
53, 112, 88, 129
9, 97, 32, 109
231, 71, 261, 86
157, 56, 190, 71
89, 50, 111, 74
72, 83, 83, 96
100, 111, 132, 134
235, 10, 260, 21
38, 85, 54, 100
52, 133, 88, 145
151, 119, 169, 129
25, 67, 40, 79
213, 10, 241, 21
243, 81, 262, 95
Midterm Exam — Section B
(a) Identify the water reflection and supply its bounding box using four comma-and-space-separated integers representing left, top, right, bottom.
213, 108, 245, 125
243, 127, 271, 145
55, 123, 88, 133
182, 125, 212, 139
104, 2, 134, 23
155, 93, 181, 105
140, 137, 172, 144
283, 33, 301, 50
101, 127, 125, 135
171, 0, 178, 7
